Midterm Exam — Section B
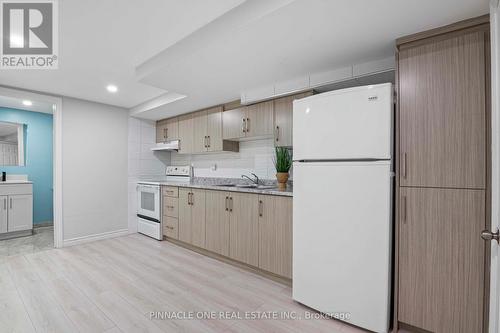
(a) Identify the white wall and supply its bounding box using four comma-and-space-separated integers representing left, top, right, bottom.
127, 117, 170, 232
171, 139, 281, 179
62, 97, 128, 241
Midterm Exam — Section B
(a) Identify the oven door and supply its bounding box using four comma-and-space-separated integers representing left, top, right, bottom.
137, 184, 160, 221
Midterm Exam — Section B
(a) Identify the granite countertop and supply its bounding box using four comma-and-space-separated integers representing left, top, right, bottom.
140, 177, 293, 197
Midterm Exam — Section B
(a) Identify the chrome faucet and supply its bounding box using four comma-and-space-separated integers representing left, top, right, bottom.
241, 173, 260, 185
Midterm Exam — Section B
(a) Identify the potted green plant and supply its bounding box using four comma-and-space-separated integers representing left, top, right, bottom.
273, 147, 292, 189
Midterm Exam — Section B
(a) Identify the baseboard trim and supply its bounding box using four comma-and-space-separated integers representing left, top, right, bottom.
34, 221, 53, 228
63, 229, 129, 247
0, 229, 33, 240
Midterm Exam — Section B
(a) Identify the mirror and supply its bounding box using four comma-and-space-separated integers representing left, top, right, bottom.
0, 121, 25, 166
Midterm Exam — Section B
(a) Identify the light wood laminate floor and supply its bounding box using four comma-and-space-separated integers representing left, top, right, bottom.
0, 233, 369, 333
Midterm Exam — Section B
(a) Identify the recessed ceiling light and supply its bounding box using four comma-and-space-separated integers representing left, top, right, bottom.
106, 84, 118, 93
22, 100, 32, 106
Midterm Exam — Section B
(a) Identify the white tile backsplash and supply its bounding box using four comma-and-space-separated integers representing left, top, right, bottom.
170, 139, 285, 180
128, 117, 170, 233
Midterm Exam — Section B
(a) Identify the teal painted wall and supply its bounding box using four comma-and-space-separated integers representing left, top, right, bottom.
0, 108, 53, 224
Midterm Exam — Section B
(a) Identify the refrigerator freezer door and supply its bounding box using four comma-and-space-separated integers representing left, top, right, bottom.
293, 161, 392, 333
293, 83, 392, 161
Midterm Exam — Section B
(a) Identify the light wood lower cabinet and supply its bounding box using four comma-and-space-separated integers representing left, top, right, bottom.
229, 192, 259, 266
398, 187, 485, 333
205, 190, 230, 256
166, 187, 292, 278
258, 195, 293, 278
163, 216, 178, 239
178, 188, 206, 247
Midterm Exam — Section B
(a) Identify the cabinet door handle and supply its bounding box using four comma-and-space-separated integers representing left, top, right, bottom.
401, 152, 407, 179
275, 126, 279, 142
191, 192, 194, 206
207, 136, 210, 148
402, 195, 407, 224
259, 200, 263, 217
246, 118, 250, 132
166, 205, 174, 209
229, 197, 233, 212
9, 198, 12, 209
225, 196, 229, 211
187, 193, 191, 205
242, 118, 246, 133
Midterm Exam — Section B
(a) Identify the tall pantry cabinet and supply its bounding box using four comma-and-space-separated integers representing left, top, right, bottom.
394, 16, 490, 333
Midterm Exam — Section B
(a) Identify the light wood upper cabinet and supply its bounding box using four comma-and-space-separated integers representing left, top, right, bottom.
399, 31, 486, 189
193, 110, 208, 153
222, 107, 246, 140
223, 100, 274, 140
229, 192, 259, 267
156, 117, 178, 143
178, 106, 237, 154
245, 100, 273, 138
205, 190, 230, 256
258, 195, 292, 278
178, 114, 194, 154
178, 188, 206, 247
207, 107, 223, 152
398, 187, 485, 333
274, 91, 312, 147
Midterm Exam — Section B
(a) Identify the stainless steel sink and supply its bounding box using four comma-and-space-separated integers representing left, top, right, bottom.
213, 184, 276, 190
236, 184, 276, 189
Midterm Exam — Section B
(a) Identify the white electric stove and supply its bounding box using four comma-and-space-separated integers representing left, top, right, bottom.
137, 165, 191, 240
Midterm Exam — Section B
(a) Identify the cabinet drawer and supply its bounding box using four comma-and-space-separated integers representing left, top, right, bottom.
163, 197, 178, 217
163, 216, 178, 239
162, 186, 178, 198
0, 184, 33, 196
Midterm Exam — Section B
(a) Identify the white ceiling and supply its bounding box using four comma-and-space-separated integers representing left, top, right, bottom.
0, 0, 490, 118
136, 0, 489, 119
0, 0, 245, 108
0, 95, 54, 114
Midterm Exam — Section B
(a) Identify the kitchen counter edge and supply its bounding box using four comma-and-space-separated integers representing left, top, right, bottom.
157, 182, 293, 197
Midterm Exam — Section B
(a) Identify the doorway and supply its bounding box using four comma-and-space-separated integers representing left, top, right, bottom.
0, 86, 63, 256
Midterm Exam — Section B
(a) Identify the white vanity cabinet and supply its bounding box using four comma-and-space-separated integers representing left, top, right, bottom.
0, 182, 33, 235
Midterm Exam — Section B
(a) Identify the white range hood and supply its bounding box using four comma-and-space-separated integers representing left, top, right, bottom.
151, 140, 179, 151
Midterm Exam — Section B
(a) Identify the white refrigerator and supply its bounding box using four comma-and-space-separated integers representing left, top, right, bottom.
292, 83, 393, 333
